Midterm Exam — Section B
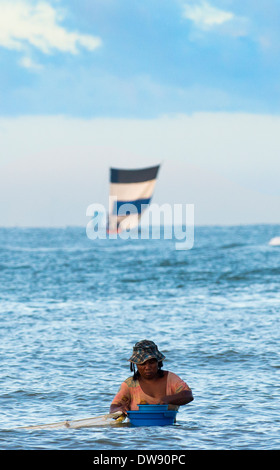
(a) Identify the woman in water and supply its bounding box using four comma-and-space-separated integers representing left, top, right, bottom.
110, 340, 193, 413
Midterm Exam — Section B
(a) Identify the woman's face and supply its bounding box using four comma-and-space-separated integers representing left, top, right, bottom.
137, 358, 159, 379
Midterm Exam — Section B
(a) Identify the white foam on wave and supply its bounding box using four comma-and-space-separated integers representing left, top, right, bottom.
268, 236, 280, 246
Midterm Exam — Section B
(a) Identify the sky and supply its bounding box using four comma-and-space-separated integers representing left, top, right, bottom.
1, 0, 280, 227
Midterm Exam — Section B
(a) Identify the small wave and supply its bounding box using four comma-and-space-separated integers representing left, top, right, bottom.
218, 267, 280, 282
0, 390, 41, 399
0, 264, 32, 271
0, 390, 64, 400
121, 278, 140, 283
220, 243, 246, 249
159, 259, 188, 267
196, 349, 257, 364
121, 276, 158, 283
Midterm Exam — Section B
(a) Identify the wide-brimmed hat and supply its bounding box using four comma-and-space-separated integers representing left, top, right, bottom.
128, 340, 165, 364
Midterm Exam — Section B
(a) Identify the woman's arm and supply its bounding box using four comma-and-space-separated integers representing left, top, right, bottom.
109, 381, 130, 414
160, 389, 194, 406
110, 402, 129, 414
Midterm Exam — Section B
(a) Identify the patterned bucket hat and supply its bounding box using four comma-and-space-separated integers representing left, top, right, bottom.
128, 340, 165, 364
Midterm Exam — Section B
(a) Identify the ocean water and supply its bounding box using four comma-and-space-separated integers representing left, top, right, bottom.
0, 224, 279, 450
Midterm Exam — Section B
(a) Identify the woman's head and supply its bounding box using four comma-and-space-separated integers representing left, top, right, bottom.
128, 340, 165, 364
128, 340, 165, 380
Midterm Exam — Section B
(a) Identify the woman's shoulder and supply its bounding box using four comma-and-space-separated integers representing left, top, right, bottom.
167, 371, 191, 391
166, 371, 184, 382
123, 376, 140, 388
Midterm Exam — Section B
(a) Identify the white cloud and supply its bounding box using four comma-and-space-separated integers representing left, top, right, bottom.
183, 1, 234, 29
19, 55, 43, 70
0, 0, 102, 55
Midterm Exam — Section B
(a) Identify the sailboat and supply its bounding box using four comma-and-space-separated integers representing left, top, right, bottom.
106, 165, 160, 234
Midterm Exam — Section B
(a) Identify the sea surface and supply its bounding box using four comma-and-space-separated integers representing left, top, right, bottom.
0, 225, 279, 450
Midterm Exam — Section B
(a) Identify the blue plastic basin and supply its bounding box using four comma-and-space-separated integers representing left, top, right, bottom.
127, 404, 177, 427
137, 404, 168, 412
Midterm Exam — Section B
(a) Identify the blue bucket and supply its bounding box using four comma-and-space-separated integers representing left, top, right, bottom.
127, 404, 177, 427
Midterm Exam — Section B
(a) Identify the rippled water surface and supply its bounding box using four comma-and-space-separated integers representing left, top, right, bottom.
0, 225, 279, 449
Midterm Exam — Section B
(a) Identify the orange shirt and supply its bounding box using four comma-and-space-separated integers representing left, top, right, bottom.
111, 371, 191, 411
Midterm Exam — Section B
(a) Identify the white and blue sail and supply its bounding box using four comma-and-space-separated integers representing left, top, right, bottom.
107, 165, 160, 233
